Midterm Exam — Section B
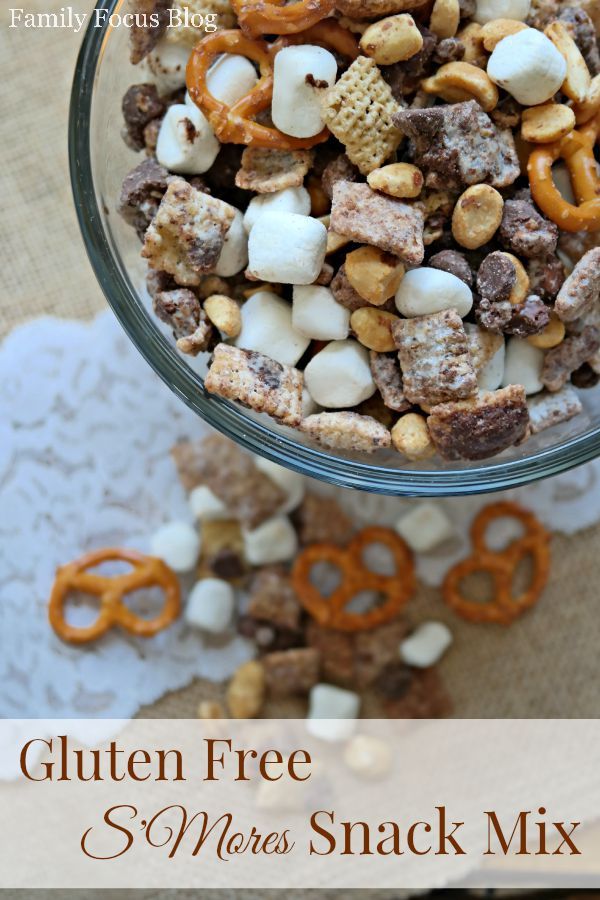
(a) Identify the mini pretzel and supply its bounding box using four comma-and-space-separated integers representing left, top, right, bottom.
232, 0, 335, 39
291, 526, 415, 632
528, 112, 600, 233
186, 29, 328, 149
443, 502, 551, 626
49, 548, 181, 644
274, 19, 360, 60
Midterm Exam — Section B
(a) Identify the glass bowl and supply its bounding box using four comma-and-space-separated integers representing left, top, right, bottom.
69, 0, 600, 496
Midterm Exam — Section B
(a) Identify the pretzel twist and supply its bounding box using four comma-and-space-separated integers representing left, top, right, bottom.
443, 502, 551, 625
528, 112, 600, 233
291, 526, 415, 632
49, 548, 181, 644
232, 0, 336, 38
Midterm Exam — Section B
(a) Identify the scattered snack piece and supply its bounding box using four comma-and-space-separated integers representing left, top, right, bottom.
246, 566, 302, 631
391, 413, 436, 460
343, 734, 393, 779
292, 526, 415, 632
49, 548, 180, 644
122, 83, 166, 152
393, 309, 478, 407
442, 501, 551, 625
205, 343, 304, 427
370, 351, 411, 413
151, 521, 200, 572
262, 647, 321, 696
142, 179, 235, 285
375, 664, 452, 718
243, 515, 298, 566
359, 14, 424, 65
129, 0, 172, 64
428, 249, 473, 286
171, 434, 285, 528
345, 246, 405, 305
227, 660, 266, 718
321, 153, 362, 200
118, 157, 170, 240
400, 621, 453, 668
506, 295, 550, 339
528, 387, 583, 435
300, 412, 391, 453
427, 385, 530, 460
554, 247, 600, 322
320, 57, 402, 175
394, 502, 453, 553
330, 264, 373, 312
306, 617, 408, 687
331, 182, 425, 265
185, 578, 235, 633
235, 147, 314, 193
541, 326, 600, 392
197, 519, 248, 581
154, 289, 215, 354
293, 492, 355, 546
189, 485, 228, 522
306, 683, 360, 742
392, 101, 520, 190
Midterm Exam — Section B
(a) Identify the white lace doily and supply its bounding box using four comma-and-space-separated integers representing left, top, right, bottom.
1, 311, 600, 726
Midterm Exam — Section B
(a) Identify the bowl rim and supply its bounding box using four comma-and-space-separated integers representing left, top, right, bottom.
68, 0, 600, 497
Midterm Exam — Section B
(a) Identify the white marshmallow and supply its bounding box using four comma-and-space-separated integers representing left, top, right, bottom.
487, 28, 567, 106
292, 285, 351, 341
185, 578, 235, 633
502, 337, 545, 395
307, 684, 360, 742
150, 521, 200, 572
156, 104, 219, 175
304, 340, 376, 408
215, 209, 248, 277
243, 186, 311, 234
243, 515, 298, 566
235, 290, 310, 366
188, 485, 228, 522
474, 0, 530, 24
400, 622, 453, 668
395, 267, 473, 319
147, 39, 191, 93
247, 211, 327, 285
394, 502, 453, 554
464, 323, 506, 391
206, 53, 258, 106
255, 458, 305, 514
272, 45, 338, 139
302, 386, 320, 417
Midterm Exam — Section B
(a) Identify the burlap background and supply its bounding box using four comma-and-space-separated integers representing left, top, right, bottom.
2, 0, 600, 738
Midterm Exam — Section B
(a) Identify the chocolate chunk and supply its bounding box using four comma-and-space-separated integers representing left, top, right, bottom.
506, 295, 550, 338
330, 265, 370, 312
527, 254, 566, 302
370, 351, 411, 412
129, 0, 171, 65
321, 154, 361, 200
382, 26, 438, 99
247, 567, 302, 631
121, 84, 165, 151
153, 288, 214, 355
571, 363, 599, 389
204, 143, 248, 209
542, 325, 600, 392
262, 648, 321, 696
434, 37, 465, 63
475, 251, 517, 332
499, 199, 559, 260
429, 249, 473, 286
118, 157, 169, 240
380, 666, 452, 718
306, 618, 408, 689
292, 492, 355, 546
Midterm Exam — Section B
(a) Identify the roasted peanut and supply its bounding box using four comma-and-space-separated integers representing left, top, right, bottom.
457, 22, 487, 68
197, 276, 230, 299
391, 413, 436, 461
226, 660, 266, 718
422, 61, 499, 111
350, 307, 399, 352
501, 252, 530, 305
367, 162, 424, 198
526, 313, 566, 349
480, 18, 528, 52
359, 14, 423, 65
429, 0, 460, 39
545, 21, 591, 104
451, 184, 504, 249
319, 215, 350, 255
204, 294, 242, 337
345, 245, 405, 305
307, 176, 330, 217
521, 103, 575, 143
572, 73, 600, 124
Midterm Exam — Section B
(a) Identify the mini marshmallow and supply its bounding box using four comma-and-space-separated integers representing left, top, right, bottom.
307, 684, 360, 742
395, 267, 473, 319
502, 337, 544, 395
215, 209, 248, 277
464, 323, 506, 391
243, 186, 311, 234
235, 290, 310, 366
292, 285, 351, 341
243, 515, 298, 566
400, 622, 453, 668
304, 340, 376, 408
272, 45, 338, 139
474, 0, 530, 24
185, 578, 235, 633
302, 386, 320, 417
487, 28, 567, 106
150, 521, 200, 572
188, 485, 228, 522
156, 104, 219, 175
394, 502, 453, 554
247, 211, 327, 285
206, 53, 259, 106
255, 458, 305, 514
147, 39, 191, 93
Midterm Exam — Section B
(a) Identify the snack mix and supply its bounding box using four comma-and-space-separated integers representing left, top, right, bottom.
119, 0, 600, 463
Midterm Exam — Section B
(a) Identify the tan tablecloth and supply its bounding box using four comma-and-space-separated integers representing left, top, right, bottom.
3, 1, 600, 733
